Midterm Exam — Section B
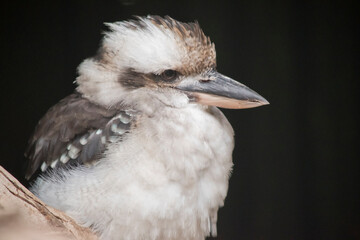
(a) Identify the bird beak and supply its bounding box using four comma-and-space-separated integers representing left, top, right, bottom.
176, 70, 269, 109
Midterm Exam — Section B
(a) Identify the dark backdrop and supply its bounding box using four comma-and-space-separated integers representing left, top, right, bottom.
1, 1, 359, 239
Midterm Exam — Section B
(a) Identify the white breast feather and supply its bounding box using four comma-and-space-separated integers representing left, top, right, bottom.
31, 104, 234, 240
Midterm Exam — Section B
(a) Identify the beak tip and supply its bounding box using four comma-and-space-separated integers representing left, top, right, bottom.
251, 100, 269, 108
252, 95, 269, 107
260, 99, 270, 106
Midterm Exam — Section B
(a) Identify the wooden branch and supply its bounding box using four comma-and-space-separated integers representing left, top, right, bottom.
0, 165, 98, 240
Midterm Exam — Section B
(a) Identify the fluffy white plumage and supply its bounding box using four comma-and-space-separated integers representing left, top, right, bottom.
28, 15, 267, 240
32, 104, 234, 240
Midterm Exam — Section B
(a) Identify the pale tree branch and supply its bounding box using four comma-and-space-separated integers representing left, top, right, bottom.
0, 165, 98, 240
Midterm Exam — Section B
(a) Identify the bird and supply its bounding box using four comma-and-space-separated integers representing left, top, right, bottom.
25, 15, 269, 240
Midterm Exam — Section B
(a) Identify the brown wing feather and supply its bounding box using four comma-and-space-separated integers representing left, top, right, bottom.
25, 93, 132, 180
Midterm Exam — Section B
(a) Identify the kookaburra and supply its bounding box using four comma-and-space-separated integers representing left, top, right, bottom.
25, 16, 268, 240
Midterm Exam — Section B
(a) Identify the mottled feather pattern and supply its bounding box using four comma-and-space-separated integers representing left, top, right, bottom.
146, 16, 216, 74
25, 93, 134, 179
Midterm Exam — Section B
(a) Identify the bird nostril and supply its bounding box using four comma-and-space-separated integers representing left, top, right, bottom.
199, 79, 210, 83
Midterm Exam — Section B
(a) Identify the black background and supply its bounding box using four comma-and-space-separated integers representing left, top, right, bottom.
1, 1, 359, 239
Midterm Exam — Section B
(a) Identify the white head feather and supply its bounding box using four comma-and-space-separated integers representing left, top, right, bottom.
76, 16, 216, 108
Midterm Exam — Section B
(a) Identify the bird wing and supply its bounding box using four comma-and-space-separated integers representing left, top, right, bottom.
25, 93, 134, 180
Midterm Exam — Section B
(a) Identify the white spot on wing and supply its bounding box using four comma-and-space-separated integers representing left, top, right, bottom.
40, 162, 48, 172
60, 153, 70, 164
111, 123, 126, 134
50, 159, 58, 168
119, 113, 131, 124
68, 146, 80, 159
80, 136, 88, 145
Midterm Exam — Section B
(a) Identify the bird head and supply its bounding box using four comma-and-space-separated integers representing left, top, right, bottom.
76, 15, 269, 110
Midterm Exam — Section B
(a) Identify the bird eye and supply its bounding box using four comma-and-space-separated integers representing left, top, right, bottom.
160, 70, 178, 81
